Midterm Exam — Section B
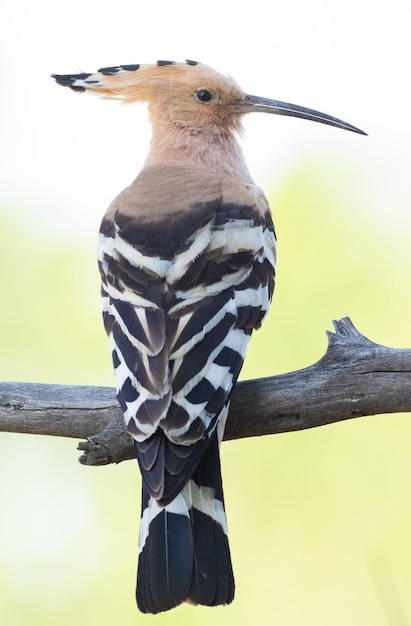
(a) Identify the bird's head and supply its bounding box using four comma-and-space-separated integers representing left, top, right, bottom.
52, 60, 366, 136
52, 60, 247, 134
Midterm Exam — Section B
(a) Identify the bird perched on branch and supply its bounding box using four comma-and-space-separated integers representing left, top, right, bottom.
52, 60, 365, 613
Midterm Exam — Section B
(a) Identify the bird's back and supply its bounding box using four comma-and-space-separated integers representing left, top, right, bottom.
98, 165, 277, 500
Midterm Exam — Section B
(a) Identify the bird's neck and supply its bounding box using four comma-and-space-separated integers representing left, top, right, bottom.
144, 122, 254, 183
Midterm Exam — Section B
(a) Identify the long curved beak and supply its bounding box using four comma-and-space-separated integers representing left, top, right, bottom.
233, 94, 366, 135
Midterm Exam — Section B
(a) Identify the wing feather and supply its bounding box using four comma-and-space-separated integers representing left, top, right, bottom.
98, 168, 277, 503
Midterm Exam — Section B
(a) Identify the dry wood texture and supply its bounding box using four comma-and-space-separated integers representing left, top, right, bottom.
1, 318, 410, 466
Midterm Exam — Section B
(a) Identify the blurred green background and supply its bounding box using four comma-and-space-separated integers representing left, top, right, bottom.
1, 154, 410, 626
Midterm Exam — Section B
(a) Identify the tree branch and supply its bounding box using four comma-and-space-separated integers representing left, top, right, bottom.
1, 318, 410, 466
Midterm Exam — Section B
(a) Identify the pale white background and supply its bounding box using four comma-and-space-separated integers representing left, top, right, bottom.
1, 0, 410, 241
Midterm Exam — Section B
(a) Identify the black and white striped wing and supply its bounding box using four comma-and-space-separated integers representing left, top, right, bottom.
98, 169, 277, 504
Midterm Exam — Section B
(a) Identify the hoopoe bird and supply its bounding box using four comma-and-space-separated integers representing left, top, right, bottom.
52, 60, 365, 614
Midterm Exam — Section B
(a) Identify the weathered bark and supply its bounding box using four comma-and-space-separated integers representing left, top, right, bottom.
0, 318, 410, 466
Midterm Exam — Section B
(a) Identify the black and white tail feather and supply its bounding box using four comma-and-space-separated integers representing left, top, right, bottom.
98, 166, 276, 613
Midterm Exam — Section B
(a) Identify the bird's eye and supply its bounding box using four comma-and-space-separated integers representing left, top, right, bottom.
195, 89, 213, 103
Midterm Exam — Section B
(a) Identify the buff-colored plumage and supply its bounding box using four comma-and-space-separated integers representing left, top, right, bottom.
52, 59, 365, 614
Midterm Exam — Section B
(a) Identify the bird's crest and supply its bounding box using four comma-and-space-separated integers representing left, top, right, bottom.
52, 59, 244, 106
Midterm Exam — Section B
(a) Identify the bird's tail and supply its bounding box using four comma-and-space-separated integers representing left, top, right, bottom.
136, 431, 234, 613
